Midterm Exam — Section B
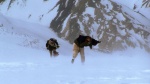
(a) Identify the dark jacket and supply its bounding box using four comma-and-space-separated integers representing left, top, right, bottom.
91, 38, 101, 46
46, 38, 59, 51
74, 35, 101, 49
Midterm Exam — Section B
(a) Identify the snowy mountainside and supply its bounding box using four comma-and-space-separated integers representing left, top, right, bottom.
0, 8, 150, 84
0, 13, 72, 57
50, 0, 150, 52
0, 0, 59, 26
0, 0, 150, 53
0, 13, 45, 50
112, 0, 150, 20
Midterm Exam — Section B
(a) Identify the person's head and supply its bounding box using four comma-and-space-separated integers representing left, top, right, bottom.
86, 36, 92, 43
51, 41, 55, 44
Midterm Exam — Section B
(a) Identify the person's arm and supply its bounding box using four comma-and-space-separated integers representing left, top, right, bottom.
46, 40, 49, 49
91, 38, 101, 46
55, 41, 59, 48
89, 44, 92, 49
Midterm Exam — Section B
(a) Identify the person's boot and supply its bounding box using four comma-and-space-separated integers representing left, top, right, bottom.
71, 59, 74, 64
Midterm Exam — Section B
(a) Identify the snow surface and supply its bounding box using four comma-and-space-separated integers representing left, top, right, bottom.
0, 12, 150, 84
0, 0, 150, 84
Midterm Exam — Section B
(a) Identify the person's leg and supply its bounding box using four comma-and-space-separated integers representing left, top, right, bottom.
73, 50, 79, 59
49, 50, 52, 57
72, 43, 79, 63
53, 49, 59, 56
72, 50, 78, 63
80, 48, 85, 63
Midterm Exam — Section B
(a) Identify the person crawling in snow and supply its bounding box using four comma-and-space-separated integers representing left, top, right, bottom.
71, 35, 101, 63
46, 38, 59, 57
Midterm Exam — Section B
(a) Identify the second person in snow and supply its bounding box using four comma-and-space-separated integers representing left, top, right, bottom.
46, 38, 59, 57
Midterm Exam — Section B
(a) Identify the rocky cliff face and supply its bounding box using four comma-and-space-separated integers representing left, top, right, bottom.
50, 0, 150, 52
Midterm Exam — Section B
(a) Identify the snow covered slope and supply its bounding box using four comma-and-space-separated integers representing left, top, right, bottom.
0, 12, 150, 84
0, 0, 59, 26
0, 12, 71, 56
112, 0, 150, 20
0, 0, 150, 52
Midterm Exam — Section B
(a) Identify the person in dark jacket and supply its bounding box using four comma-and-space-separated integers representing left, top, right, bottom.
46, 38, 59, 57
71, 35, 101, 63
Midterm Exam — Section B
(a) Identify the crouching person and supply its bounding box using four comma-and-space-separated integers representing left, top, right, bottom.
71, 35, 101, 63
46, 38, 59, 57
